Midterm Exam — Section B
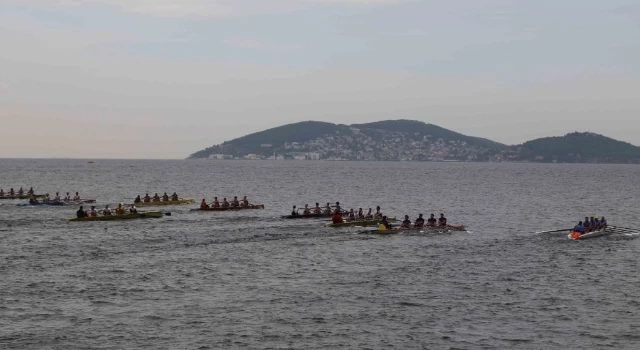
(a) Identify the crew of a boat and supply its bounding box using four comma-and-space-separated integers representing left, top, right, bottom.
134, 192, 179, 203
572, 216, 608, 235
76, 204, 131, 218
200, 196, 252, 209
0, 187, 35, 197
27, 191, 87, 204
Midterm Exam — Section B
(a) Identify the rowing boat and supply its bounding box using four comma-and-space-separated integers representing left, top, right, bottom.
0, 194, 47, 200
365, 224, 466, 235
17, 202, 67, 207
568, 227, 611, 240
281, 213, 332, 219
67, 211, 163, 222
190, 204, 265, 212
134, 198, 195, 207
325, 217, 397, 228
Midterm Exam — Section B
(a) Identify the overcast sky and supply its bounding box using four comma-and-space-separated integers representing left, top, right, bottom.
1, 0, 639, 158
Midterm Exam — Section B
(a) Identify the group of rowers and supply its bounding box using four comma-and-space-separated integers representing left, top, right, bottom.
0, 187, 35, 197
76, 204, 138, 218
573, 216, 608, 234
200, 196, 252, 209
28, 192, 84, 204
134, 192, 180, 203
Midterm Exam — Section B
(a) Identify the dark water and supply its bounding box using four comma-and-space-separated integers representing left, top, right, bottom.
1, 159, 639, 349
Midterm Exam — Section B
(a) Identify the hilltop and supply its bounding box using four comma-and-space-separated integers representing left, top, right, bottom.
188, 120, 640, 163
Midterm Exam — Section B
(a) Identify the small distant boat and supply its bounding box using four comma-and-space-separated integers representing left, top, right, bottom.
191, 204, 265, 212
67, 211, 163, 222
88, 161, 94, 164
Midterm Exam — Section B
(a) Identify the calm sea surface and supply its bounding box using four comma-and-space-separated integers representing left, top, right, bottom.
1, 159, 639, 349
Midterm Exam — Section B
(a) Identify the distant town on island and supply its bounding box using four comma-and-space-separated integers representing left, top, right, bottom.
188, 120, 640, 164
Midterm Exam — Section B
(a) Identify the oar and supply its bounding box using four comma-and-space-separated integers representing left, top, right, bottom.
534, 228, 572, 234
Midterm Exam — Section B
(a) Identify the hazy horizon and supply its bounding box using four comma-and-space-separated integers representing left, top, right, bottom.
2, 0, 639, 159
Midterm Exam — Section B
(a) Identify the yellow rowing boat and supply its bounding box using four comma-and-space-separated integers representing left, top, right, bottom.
133, 198, 195, 207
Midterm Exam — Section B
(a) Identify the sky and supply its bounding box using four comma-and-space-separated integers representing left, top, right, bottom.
1, 0, 639, 159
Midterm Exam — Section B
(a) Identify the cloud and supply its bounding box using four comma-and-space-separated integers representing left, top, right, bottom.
9, 0, 406, 17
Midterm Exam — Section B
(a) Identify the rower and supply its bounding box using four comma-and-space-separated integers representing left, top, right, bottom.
162, 192, 169, 201
365, 208, 373, 220
103, 205, 112, 216
134, 195, 142, 203
242, 196, 249, 207
583, 216, 592, 232
29, 194, 39, 204
600, 216, 608, 228
313, 203, 321, 214
152, 193, 160, 202
116, 203, 126, 215
77, 206, 86, 218
18, 187, 24, 195
171, 192, 179, 201
335, 202, 341, 213
0, 189, 4, 196
143, 193, 151, 203
64, 192, 71, 201
200, 199, 209, 209
348, 209, 356, 220
593, 217, 600, 230
73, 192, 81, 201
231, 196, 240, 207
590, 216, 596, 230
303, 204, 311, 215
222, 198, 230, 208
129, 204, 138, 213
438, 213, 447, 226
415, 214, 425, 228
53, 192, 61, 202
9, 188, 15, 196
42, 194, 50, 203
357, 208, 364, 219
332, 210, 344, 224
28, 187, 34, 195
324, 203, 332, 215
401, 215, 411, 228
212, 197, 220, 208
381, 216, 392, 230
373, 206, 382, 219
90, 206, 98, 217
573, 221, 585, 235
291, 205, 299, 216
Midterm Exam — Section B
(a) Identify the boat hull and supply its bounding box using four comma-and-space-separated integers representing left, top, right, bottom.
569, 227, 610, 240
281, 213, 331, 219
326, 217, 397, 228
67, 211, 163, 222
366, 224, 466, 235
191, 204, 265, 212
134, 198, 195, 207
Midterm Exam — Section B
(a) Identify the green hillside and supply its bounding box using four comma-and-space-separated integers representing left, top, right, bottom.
516, 132, 640, 163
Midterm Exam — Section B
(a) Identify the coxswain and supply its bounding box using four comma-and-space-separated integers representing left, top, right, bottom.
231, 196, 240, 207
357, 208, 365, 219
64, 192, 71, 201
324, 203, 332, 215
573, 221, 585, 235
90, 206, 98, 217
143, 193, 151, 203
116, 203, 126, 215
18, 187, 24, 195
129, 204, 138, 213
152, 193, 160, 202
401, 215, 412, 228
200, 199, 209, 209
103, 205, 112, 216
77, 206, 86, 218
332, 210, 344, 224
600, 216, 608, 228
28, 187, 34, 195
212, 197, 220, 208
171, 192, 179, 201
348, 209, 356, 220
242, 196, 249, 207
222, 198, 230, 208
73, 192, 81, 201
381, 216, 392, 230
291, 205, 299, 216
583, 216, 592, 232
415, 214, 425, 228
53, 192, 61, 202
162, 192, 169, 201
438, 213, 447, 226
303, 204, 311, 215
134, 195, 142, 203
373, 206, 382, 219
313, 203, 321, 214
365, 208, 373, 220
